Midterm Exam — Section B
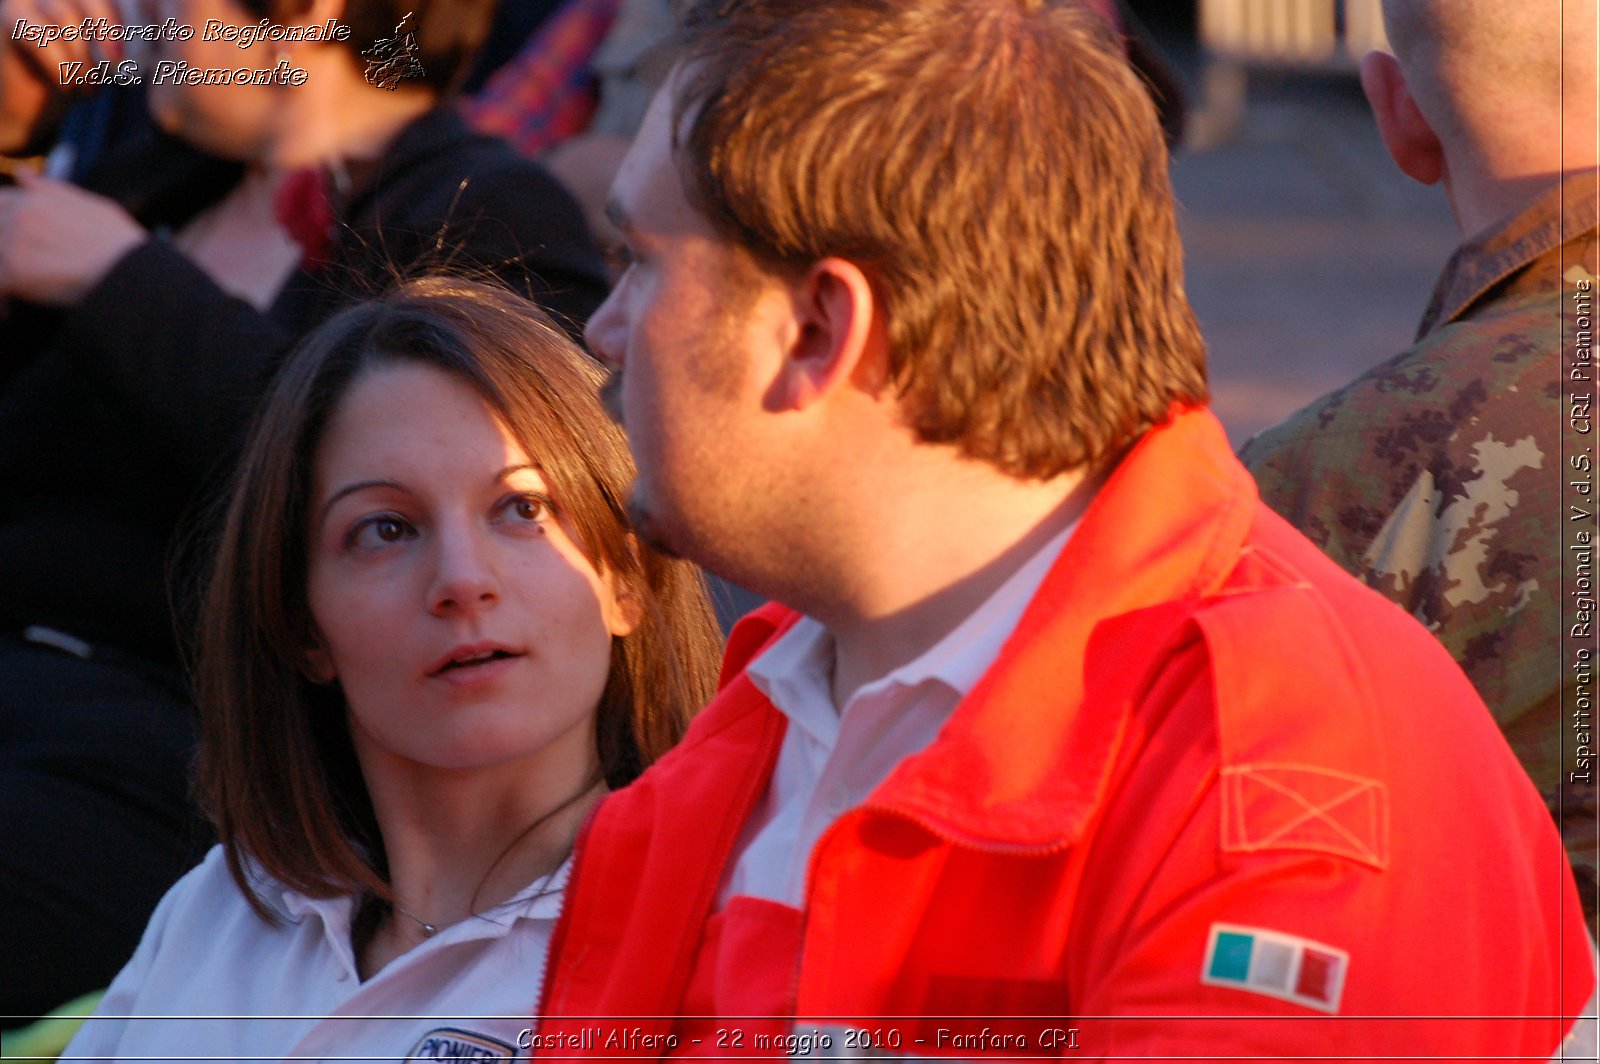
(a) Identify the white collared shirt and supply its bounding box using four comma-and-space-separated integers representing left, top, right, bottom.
62, 845, 564, 1063
720, 523, 1076, 907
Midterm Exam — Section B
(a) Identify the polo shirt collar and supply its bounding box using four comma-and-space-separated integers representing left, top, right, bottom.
745, 522, 1077, 749
259, 855, 571, 980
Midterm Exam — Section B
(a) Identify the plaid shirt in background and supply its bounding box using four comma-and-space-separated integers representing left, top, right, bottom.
460, 0, 624, 157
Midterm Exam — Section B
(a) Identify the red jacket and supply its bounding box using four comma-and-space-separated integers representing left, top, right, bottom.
538, 408, 1592, 1059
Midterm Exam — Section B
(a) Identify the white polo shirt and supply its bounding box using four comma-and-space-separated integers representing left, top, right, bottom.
61, 845, 563, 1063
720, 523, 1076, 907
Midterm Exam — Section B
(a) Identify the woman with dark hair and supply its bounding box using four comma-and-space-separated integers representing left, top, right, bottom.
58, 277, 721, 1059
0, 0, 610, 1018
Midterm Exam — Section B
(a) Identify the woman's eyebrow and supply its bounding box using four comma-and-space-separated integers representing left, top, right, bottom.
495, 463, 544, 484
318, 479, 405, 526
317, 468, 545, 525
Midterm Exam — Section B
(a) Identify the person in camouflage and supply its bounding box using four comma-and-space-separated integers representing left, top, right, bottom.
1241, 0, 1598, 935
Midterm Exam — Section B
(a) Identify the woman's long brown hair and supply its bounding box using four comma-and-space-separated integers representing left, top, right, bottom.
193, 277, 723, 919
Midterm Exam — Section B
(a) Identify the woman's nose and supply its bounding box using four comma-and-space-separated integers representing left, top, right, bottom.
426, 527, 500, 616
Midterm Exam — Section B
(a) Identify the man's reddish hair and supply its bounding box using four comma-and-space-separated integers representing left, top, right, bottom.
673, 0, 1208, 477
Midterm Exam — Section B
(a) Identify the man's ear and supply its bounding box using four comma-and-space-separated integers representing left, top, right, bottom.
1360, 50, 1445, 186
773, 257, 883, 412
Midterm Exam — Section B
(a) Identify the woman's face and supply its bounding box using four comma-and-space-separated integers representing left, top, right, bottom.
305, 361, 637, 782
142, 0, 292, 161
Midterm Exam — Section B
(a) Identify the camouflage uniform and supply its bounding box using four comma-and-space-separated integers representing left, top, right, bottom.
1241, 172, 1599, 933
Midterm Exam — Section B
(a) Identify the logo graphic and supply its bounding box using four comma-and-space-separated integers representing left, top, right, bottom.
362, 12, 425, 90
405, 1027, 518, 1061
1201, 923, 1348, 1013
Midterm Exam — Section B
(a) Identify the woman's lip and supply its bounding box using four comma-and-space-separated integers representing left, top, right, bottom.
427, 641, 521, 676
428, 653, 524, 687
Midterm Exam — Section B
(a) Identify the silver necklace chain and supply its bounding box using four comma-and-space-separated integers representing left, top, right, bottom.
391, 871, 565, 938
384, 773, 601, 939
391, 904, 441, 937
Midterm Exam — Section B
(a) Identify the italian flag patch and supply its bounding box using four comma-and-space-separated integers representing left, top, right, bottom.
1201, 923, 1348, 1013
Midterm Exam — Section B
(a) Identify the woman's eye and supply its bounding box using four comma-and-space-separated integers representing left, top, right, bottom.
347, 514, 414, 549
496, 492, 556, 529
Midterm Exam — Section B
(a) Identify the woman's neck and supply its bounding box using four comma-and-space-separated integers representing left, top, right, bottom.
356, 758, 605, 979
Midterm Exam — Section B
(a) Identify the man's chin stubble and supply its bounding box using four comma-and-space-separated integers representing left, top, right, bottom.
599, 370, 679, 559
626, 494, 683, 560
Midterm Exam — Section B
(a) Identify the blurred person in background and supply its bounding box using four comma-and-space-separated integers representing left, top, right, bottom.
1242, 0, 1599, 936
0, 0, 607, 1021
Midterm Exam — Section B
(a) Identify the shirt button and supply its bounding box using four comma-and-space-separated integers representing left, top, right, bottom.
828, 789, 849, 814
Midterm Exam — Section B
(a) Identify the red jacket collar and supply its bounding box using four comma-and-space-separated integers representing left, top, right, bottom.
540, 407, 1260, 1031
714, 406, 1257, 849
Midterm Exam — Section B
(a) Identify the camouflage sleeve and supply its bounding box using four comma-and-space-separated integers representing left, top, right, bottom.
1243, 293, 1564, 729
1240, 289, 1589, 934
